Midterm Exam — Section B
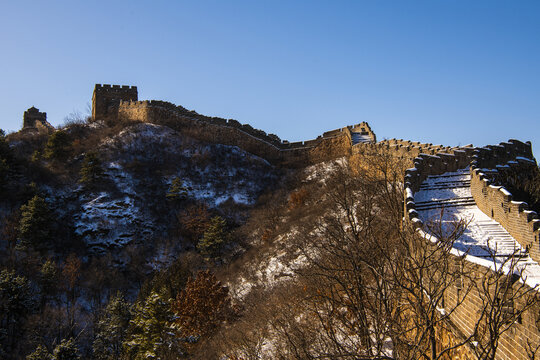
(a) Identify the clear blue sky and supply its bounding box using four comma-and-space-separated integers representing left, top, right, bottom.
1, 1, 539, 157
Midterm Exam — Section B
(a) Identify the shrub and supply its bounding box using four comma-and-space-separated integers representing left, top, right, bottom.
17, 195, 53, 252
197, 216, 231, 258
79, 152, 104, 186
44, 130, 72, 161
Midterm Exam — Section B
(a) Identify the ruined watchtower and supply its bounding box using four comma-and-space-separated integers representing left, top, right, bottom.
92, 84, 138, 122
22, 106, 54, 133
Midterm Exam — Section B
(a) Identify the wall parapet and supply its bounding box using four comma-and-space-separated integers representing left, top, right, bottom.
470, 151, 540, 263
416, 227, 540, 360
113, 96, 378, 166
404, 140, 534, 226
471, 139, 533, 169
118, 98, 366, 150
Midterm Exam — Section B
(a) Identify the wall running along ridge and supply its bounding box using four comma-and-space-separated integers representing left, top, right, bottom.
91, 84, 377, 167
403, 139, 540, 360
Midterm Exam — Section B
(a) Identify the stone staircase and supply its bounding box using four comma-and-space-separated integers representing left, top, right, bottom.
415, 169, 529, 259
351, 132, 372, 145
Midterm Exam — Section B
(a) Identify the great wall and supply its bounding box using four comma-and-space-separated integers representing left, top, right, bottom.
20, 84, 540, 359
90, 84, 377, 167
404, 140, 540, 360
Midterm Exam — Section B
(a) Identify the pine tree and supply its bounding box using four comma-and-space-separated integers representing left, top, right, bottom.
0, 158, 9, 193
166, 177, 189, 203
52, 338, 79, 360
39, 259, 59, 305
26, 345, 52, 360
93, 292, 132, 360
0, 129, 12, 162
197, 216, 231, 258
124, 291, 178, 359
0, 129, 13, 194
44, 130, 71, 160
0, 270, 34, 356
17, 195, 53, 252
79, 152, 104, 186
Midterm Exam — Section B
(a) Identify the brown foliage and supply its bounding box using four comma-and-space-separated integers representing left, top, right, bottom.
287, 188, 309, 211
177, 204, 211, 244
62, 253, 81, 291
172, 270, 233, 341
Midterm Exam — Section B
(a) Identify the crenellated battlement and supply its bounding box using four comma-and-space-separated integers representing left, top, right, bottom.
94, 84, 138, 91
470, 139, 533, 169
92, 84, 138, 121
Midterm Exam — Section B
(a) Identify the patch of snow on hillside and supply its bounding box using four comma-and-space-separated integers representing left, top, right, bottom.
74, 162, 153, 251
305, 157, 347, 182
100, 123, 182, 156
74, 193, 140, 249
228, 230, 310, 301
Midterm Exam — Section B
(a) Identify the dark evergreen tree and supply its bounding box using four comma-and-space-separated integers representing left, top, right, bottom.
0, 270, 34, 357
124, 291, 178, 359
79, 152, 104, 186
26, 345, 52, 360
17, 195, 53, 252
93, 292, 132, 360
39, 259, 59, 305
44, 130, 71, 160
0, 129, 13, 195
0, 129, 12, 161
166, 177, 189, 203
197, 216, 231, 258
0, 159, 9, 194
52, 338, 79, 360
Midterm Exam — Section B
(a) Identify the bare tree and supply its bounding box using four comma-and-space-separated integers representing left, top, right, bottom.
472, 249, 539, 360
215, 149, 540, 360
387, 214, 475, 360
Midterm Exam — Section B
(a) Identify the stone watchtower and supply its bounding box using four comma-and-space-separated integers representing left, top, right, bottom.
22, 106, 54, 133
92, 84, 138, 122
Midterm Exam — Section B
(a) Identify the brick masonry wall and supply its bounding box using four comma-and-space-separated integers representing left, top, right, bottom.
470, 161, 540, 264
442, 255, 540, 360
92, 84, 138, 122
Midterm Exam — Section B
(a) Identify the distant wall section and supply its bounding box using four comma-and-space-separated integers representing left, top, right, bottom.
114, 97, 374, 167
92, 84, 138, 122
21, 106, 54, 133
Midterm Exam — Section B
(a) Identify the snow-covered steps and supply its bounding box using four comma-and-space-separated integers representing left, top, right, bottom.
419, 179, 471, 191
351, 132, 372, 145
414, 197, 476, 211
415, 168, 530, 260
